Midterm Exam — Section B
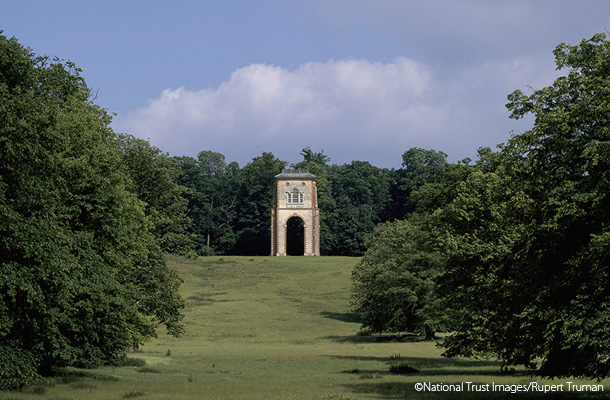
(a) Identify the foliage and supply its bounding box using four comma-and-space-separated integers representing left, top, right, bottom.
0, 33, 183, 388
438, 33, 610, 379
177, 151, 288, 256
325, 161, 393, 256
175, 146, 448, 256
175, 151, 241, 255
389, 147, 448, 220
297, 146, 331, 166
0, 345, 42, 390
351, 217, 444, 338
349, 151, 473, 338
233, 152, 286, 255
292, 147, 335, 254
173, 145, 455, 256
388, 362, 419, 374
349, 34, 610, 380
117, 134, 195, 256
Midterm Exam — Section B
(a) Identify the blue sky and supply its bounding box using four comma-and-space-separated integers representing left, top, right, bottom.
3, 1, 610, 168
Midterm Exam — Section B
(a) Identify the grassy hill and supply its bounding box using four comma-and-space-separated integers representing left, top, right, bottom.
4, 256, 608, 399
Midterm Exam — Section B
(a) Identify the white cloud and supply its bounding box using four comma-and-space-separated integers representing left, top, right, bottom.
113, 56, 552, 167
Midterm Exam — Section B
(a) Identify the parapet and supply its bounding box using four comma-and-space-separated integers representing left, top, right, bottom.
275, 169, 316, 179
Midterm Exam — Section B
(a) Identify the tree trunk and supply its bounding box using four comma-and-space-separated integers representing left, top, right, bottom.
424, 326, 436, 341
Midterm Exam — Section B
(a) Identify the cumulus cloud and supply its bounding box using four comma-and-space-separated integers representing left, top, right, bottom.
113, 56, 550, 167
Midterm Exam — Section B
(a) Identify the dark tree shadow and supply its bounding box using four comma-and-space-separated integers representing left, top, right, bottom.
323, 332, 427, 344
327, 354, 504, 372
320, 311, 362, 324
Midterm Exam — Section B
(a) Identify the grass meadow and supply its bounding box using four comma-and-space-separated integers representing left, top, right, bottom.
3, 256, 609, 399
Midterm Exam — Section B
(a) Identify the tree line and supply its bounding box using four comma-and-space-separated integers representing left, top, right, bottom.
173, 146, 448, 257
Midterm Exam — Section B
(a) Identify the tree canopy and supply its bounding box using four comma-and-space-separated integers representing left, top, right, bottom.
117, 134, 195, 256
438, 33, 610, 379
351, 216, 444, 339
0, 33, 184, 389
353, 33, 610, 380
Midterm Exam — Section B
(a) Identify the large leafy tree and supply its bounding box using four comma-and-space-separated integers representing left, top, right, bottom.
117, 134, 195, 256
439, 33, 610, 379
351, 216, 444, 339
389, 147, 448, 220
350, 156, 472, 338
0, 34, 183, 389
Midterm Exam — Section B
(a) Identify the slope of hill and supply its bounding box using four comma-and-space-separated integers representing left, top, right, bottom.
5, 256, 604, 399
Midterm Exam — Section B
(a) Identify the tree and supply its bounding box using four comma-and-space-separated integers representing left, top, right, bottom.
176, 151, 240, 255
292, 148, 335, 255
389, 147, 448, 220
439, 33, 610, 379
0, 34, 184, 389
326, 161, 393, 255
349, 155, 472, 339
351, 216, 444, 339
116, 134, 195, 256
233, 152, 286, 255
298, 146, 331, 166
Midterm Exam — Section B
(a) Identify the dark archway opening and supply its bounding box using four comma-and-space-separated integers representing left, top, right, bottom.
286, 217, 305, 256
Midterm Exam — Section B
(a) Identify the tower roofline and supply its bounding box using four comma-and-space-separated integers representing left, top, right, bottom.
275, 169, 316, 179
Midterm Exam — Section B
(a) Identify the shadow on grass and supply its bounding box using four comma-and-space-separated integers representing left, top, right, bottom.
320, 311, 362, 324
329, 354, 505, 377
323, 333, 428, 344
50, 368, 120, 383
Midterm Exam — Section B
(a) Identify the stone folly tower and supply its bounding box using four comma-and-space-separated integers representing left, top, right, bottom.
271, 169, 320, 256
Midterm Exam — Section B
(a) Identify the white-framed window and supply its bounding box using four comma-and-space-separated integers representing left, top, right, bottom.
287, 187, 304, 205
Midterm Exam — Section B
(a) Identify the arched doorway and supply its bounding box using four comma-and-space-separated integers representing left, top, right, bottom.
286, 217, 305, 256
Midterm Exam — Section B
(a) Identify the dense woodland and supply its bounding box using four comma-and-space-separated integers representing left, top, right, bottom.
2, 31, 610, 389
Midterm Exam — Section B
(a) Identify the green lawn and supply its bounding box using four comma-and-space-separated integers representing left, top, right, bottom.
4, 256, 609, 399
